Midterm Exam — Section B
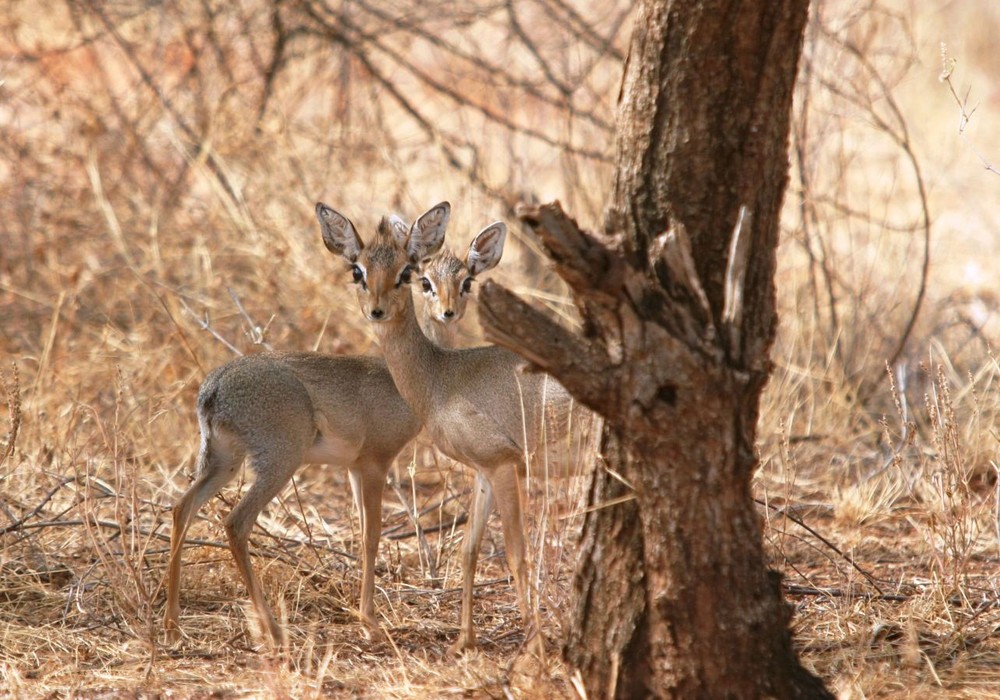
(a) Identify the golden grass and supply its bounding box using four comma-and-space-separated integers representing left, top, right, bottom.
3, 0, 1000, 697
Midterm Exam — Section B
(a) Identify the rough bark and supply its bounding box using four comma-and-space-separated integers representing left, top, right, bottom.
479, 0, 832, 697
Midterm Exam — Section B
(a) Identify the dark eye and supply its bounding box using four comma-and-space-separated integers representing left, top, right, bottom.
421, 277, 433, 294
461, 277, 474, 294
351, 265, 365, 285
396, 265, 413, 287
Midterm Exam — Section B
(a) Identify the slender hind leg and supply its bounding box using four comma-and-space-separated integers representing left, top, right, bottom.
452, 470, 494, 653
224, 452, 302, 647
490, 465, 545, 658
164, 435, 244, 644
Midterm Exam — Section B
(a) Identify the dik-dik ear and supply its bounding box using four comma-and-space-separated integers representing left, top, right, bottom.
466, 222, 506, 276
316, 202, 363, 262
407, 202, 450, 263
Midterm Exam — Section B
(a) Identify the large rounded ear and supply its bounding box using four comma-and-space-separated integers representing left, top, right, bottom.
407, 202, 450, 263
466, 221, 506, 276
316, 202, 363, 262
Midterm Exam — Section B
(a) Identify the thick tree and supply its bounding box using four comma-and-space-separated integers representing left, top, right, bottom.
478, 0, 832, 697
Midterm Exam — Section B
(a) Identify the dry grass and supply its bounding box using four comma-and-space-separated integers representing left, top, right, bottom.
2, 0, 1000, 697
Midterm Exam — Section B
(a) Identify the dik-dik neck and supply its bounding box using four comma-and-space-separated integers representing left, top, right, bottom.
373, 292, 443, 421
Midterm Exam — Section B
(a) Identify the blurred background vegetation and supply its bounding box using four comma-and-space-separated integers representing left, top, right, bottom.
2, 0, 1000, 696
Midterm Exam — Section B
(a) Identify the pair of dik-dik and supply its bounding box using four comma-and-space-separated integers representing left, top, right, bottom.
165, 202, 583, 654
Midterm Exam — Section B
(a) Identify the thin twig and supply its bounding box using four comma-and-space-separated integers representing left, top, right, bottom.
178, 297, 242, 356
227, 287, 274, 350
756, 497, 884, 594
0, 363, 22, 469
380, 491, 467, 537
385, 514, 468, 542
784, 585, 909, 603
939, 45, 1000, 177
0, 476, 75, 535
389, 477, 437, 577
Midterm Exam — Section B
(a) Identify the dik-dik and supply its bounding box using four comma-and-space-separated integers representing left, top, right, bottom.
162, 243, 494, 646
316, 201, 584, 654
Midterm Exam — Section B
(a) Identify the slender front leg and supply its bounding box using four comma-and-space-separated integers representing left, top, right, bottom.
452, 470, 494, 653
349, 463, 387, 637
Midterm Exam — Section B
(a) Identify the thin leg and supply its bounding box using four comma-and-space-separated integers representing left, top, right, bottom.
347, 468, 364, 524
224, 456, 299, 647
164, 438, 243, 644
452, 470, 494, 653
490, 464, 545, 658
349, 463, 388, 636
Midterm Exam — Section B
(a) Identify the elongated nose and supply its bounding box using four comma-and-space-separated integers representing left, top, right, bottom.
370, 307, 385, 320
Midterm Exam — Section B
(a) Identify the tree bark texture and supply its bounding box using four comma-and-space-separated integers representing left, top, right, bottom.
479, 1, 832, 698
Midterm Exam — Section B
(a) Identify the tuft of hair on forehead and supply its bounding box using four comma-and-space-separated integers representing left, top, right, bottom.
424, 248, 465, 279
376, 217, 400, 242
359, 217, 407, 269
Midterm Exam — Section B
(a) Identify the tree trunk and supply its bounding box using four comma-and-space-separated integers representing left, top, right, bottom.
478, 0, 832, 697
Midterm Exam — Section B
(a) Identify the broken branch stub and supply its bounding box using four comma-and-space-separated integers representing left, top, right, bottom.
722, 205, 752, 362
477, 280, 616, 414
646, 222, 717, 349
516, 201, 621, 298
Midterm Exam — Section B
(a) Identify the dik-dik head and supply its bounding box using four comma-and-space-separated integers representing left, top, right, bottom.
419, 224, 507, 331
315, 201, 506, 326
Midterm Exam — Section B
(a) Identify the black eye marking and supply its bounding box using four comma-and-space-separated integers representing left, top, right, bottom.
351, 264, 367, 289
461, 277, 474, 295
421, 277, 433, 294
396, 265, 413, 287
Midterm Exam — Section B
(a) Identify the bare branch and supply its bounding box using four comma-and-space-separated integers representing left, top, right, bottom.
648, 222, 714, 338
516, 200, 620, 297
227, 287, 275, 351
81, 0, 256, 229
345, 0, 617, 132
179, 298, 242, 357
536, 0, 628, 62
939, 45, 1000, 177
304, 2, 611, 162
478, 281, 616, 413
0, 476, 74, 535
507, 1, 573, 97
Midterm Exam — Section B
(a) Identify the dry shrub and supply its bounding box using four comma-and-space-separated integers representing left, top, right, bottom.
2, 0, 1000, 697
762, 351, 1000, 698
